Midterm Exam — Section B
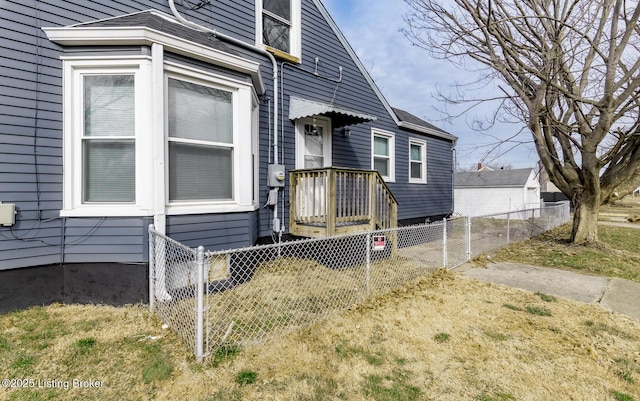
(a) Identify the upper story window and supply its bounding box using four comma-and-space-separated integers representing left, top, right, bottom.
371, 129, 395, 182
409, 138, 427, 184
257, 0, 302, 61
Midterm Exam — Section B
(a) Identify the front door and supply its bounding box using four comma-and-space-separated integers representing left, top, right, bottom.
295, 117, 332, 218
295, 116, 332, 169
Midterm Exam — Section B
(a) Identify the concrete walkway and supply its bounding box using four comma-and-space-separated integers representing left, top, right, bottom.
457, 262, 640, 321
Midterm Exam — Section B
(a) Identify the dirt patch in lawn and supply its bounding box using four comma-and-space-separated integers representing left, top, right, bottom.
4, 270, 638, 401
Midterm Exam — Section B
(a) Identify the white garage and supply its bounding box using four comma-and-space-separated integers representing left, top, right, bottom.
454, 168, 541, 217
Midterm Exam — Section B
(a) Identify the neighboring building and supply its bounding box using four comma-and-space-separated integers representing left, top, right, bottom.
0, 0, 456, 308
454, 168, 540, 217
537, 161, 570, 203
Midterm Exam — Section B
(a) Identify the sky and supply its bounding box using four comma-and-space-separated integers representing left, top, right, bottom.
321, 0, 540, 171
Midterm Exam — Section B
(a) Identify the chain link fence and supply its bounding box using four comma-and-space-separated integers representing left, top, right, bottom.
468, 201, 571, 257
149, 201, 570, 361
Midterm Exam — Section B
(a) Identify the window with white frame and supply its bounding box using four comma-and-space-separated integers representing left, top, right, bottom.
409, 138, 427, 184
168, 78, 234, 201
61, 58, 153, 217
61, 56, 257, 217
82, 74, 136, 202
257, 0, 301, 59
372, 129, 395, 182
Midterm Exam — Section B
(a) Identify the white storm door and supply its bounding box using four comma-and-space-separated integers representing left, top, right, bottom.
295, 117, 332, 169
295, 117, 332, 218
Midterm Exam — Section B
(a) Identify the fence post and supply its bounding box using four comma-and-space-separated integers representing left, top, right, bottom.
365, 231, 371, 292
148, 224, 155, 312
195, 245, 205, 362
466, 216, 472, 262
442, 219, 448, 268
530, 208, 535, 237
506, 212, 511, 244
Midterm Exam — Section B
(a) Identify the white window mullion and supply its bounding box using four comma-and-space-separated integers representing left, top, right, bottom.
151, 43, 166, 231
167, 137, 235, 149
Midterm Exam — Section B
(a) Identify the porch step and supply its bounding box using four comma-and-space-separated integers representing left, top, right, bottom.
292, 222, 372, 237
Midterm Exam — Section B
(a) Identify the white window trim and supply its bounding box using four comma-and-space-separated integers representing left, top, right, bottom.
59, 53, 259, 218
371, 129, 395, 183
163, 64, 256, 215
60, 56, 154, 217
408, 137, 427, 184
255, 0, 302, 60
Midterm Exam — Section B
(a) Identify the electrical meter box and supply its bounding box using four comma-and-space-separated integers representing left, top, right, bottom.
268, 164, 286, 187
0, 203, 16, 226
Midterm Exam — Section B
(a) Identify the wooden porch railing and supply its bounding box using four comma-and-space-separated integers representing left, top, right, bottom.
289, 167, 398, 237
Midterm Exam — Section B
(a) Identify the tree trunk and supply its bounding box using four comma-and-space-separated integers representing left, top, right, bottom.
571, 191, 599, 244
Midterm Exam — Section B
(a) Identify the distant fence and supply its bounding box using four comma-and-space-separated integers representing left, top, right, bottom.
149, 201, 570, 361
468, 201, 570, 257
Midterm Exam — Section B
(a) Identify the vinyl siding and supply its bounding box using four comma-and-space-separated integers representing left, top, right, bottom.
166, 212, 258, 251
255, 0, 454, 236
0, 0, 453, 270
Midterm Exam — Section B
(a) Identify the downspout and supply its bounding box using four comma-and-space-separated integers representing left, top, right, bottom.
451, 145, 456, 216
167, 0, 282, 232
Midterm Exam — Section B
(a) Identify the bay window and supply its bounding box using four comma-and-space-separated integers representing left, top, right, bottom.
61, 55, 258, 217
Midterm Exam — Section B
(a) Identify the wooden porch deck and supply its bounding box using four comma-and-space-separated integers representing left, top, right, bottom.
289, 167, 398, 237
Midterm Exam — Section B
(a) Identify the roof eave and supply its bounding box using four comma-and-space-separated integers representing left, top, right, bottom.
42, 25, 266, 95
398, 121, 457, 142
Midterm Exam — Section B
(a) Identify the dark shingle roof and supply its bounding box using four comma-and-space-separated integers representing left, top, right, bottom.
454, 168, 534, 188
75, 10, 235, 55
392, 107, 446, 133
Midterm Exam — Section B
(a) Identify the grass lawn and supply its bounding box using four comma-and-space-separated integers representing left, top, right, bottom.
491, 223, 640, 282
1, 219, 639, 400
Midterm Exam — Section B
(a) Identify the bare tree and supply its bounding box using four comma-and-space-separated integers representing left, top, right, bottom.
403, 0, 640, 243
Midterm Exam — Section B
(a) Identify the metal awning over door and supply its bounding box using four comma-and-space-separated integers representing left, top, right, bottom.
288, 96, 376, 128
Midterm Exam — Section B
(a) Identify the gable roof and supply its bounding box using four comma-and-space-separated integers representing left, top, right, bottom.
312, 0, 456, 142
392, 107, 457, 141
455, 168, 535, 188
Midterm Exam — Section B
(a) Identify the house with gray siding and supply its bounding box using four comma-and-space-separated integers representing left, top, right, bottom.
0, 0, 456, 310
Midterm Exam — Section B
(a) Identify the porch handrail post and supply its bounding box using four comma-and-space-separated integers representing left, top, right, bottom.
195, 245, 205, 362
326, 168, 337, 235
148, 224, 156, 312
289, 171, 297, 233
369, 172, 377, 230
